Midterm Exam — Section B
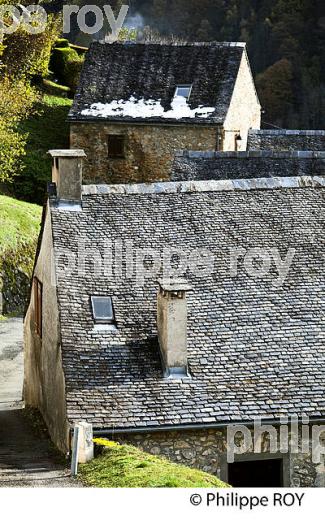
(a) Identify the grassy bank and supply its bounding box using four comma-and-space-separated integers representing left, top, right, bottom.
0, 195, 41, 255
79, 441, 228, 488
0, 195, 42, 314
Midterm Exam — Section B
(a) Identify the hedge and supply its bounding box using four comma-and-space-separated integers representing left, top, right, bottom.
50, 46, 84, 93
54, 38, 70, 48
50, 46, 80, 82
42, 79, 71, 97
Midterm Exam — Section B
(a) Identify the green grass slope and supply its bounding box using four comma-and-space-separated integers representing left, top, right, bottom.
79, 442, 229, 488
0, 195, 42, 314
0, 195, 41, 255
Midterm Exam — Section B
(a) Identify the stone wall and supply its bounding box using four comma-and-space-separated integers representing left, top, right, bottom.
172, 150, 325, 181
0, 268, 30, 315
113, 425, 325, 487
70, 123, 218, 184
115, 429, 225, 477
0, 241, 37, 316
223, 51, 261, 151
24, 203, 69, 453
248, 130, 325, 151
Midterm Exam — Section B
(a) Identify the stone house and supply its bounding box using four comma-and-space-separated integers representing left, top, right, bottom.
24, 150, 325, 487
69, 41, 261, 184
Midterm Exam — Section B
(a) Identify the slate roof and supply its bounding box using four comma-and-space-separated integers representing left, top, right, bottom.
69, 41, 246, 124
248, 130, 325, 151
50, 177, 325, 430
172, 151, 325, 181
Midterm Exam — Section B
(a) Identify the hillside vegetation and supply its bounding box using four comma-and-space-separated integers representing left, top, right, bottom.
15, 95, 72, 205
79, 441, 228, 488
0, 196, 41, 254
0, 2, 61, 187
0, 196, 42, 314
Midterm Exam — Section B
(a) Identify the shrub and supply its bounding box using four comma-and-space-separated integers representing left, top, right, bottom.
11, 95, 72, 204
0, 75, 39, 125
54, 38, 70, 48
50, 46, 80, 83
64, 56, 84, 92
42, 79, 71, 97
2, 15, 61, 78
0, 75, 39, 183
0, 122, 27, 184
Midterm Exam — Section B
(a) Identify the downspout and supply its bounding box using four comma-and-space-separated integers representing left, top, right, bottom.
216, 125, 224, 151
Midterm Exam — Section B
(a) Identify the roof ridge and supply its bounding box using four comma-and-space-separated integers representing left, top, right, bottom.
248, 129, 325, 136
81, 176, 325, 197
91, 41, 246, 48
175, 150, 325, 159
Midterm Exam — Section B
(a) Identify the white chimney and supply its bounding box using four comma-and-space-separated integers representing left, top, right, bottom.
157, 278, 192, 378
48, 149, 86, 204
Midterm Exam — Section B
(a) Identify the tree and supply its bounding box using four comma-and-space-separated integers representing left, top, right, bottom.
0, 75, 39, 182
256, 58, 294, 127
1, 14, 61, 78
196, 19, 213, 42
0, 2, 61, 183
135, 0, 324, 129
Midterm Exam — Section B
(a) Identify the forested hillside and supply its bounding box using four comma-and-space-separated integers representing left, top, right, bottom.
131, 0, 325, 129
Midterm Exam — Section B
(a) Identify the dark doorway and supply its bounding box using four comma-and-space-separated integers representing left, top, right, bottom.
228, 458, 283, 487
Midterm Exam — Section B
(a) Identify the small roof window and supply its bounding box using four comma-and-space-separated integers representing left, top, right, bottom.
91, 296, 114, 324
174, 84, 192, 100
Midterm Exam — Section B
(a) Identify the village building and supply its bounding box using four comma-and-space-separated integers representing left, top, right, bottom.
24, 150, 325, 487
68, 41, 261, 184
248, 129, 325, 151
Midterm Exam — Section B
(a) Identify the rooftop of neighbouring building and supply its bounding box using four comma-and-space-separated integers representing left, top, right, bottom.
248, 129, 325, 151
48, 175, 325, 430
69, 41, 252, 124
171, 150, 325, 182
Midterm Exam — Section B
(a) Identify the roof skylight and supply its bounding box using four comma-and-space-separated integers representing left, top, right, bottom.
91, 296, 114, 324
175, 85, 192, 100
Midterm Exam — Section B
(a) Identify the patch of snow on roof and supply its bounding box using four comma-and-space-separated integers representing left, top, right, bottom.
80, 96, 216, 119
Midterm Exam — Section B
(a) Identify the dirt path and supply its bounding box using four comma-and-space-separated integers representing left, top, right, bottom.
0, 409, 82, 487
0, 317, 24, 407
0, 318, 82, 487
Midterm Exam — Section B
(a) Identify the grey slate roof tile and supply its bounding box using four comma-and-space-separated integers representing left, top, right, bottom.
69, 41, 245, 124
50, 183, 325, 429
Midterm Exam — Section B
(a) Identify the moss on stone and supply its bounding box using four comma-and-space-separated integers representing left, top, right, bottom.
79, 442, 229, 488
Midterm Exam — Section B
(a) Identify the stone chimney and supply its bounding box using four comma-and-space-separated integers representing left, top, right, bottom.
48, 149, 86, 204
157, 278, 192, 378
